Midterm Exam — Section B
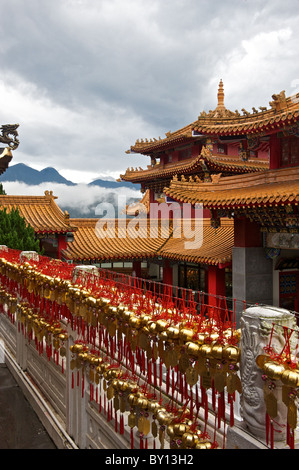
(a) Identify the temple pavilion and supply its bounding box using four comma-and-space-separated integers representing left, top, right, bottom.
161, 84, 299, 321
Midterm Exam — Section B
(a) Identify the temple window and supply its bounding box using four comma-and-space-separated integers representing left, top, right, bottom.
163, 153, 173, 164
217, 143, 227, 154
178, 147, 192, 160
280, 135, 299, 167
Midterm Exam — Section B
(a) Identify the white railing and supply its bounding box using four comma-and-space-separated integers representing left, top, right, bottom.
0, 249, 297, 450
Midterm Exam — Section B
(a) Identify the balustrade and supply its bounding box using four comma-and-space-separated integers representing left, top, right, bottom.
0, 247, 297, 449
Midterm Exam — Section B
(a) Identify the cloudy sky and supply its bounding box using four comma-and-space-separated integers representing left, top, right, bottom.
0, 0, 298, 186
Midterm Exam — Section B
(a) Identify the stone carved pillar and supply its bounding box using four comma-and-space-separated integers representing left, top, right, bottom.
72, 265, 99, 284
240, 305, 297, 441
20, 250, 40, 263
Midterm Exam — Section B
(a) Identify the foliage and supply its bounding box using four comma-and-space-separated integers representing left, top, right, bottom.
0, 207, 42, 253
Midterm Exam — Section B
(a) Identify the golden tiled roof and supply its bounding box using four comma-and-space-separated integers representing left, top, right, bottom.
62, 218, 170, 262
0, 191, 76, 233
159, 218, 233, 266
126, 83, 299, 155
194, 91, 299, 137
120, 147, 268, 184
164, 167, 299, 209
62, 217, 234, 266
127, 123, 194, 155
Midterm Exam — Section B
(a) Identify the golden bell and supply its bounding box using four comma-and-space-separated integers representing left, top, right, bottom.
127, 393, 139, 406
195, 441, 212, 449
70, 343, 84, 353
159, 330, 168, 341
141, 314, 152, 326
223, 345, 240, 363
185, 342, 200, 358
122, 309, 132, 323
199, 343, 212, 358
148, 401, 160, 413
156, 319, 168, 332
148, 322, 157, 335
129, 316, 141, 329
182, 432, 199, 448
156, 411, 172, 425
58, 333, 68, 341
211, 344, 223, 360
78, 352, 88, 362
173, 423, 190, 436
137, 397, 149, 410
263, 361, 285, 381
196, 333, 207, 345
281, 369, 299, 387
179, 328, 194, 343
119, 381, 129, 392
167, 424, 175, 438
167, 326, 180, 340
92, 357, 102, 367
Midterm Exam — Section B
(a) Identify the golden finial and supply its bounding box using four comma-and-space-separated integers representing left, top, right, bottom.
217, 79, 225, 109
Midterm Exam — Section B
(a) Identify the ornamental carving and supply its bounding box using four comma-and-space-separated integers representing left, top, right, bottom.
0, 124, 19, 150
240, 306, 297, 442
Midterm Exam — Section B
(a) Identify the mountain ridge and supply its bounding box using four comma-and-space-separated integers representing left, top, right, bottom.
0, 163, 139, 190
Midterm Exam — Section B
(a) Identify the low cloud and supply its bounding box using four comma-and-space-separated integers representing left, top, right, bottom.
1, 181, 142, 218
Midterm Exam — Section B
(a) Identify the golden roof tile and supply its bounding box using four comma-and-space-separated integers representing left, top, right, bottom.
62, 217, 234, 266
164, 167, 299, 209
120, 147, 268, 184
0, 191, 77, 233
63, 218, 170, 262
159, 218, 234, 265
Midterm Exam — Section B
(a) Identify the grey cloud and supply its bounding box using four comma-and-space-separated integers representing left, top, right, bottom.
0, 0, 298, 181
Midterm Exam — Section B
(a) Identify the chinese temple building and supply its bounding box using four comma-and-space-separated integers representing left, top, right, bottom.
119, 80, 269, 198
162, 85, 299, 321
0, 191, 77, 259
64, 81, 274, 303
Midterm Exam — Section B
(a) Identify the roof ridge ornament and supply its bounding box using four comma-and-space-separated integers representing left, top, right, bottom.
269, 90, 287, 112
199, 80, 236, 119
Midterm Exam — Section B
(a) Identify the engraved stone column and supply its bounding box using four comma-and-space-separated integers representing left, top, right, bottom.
72, 265, 99, 284
240, 305, 297, 441
20, 251, 40, 263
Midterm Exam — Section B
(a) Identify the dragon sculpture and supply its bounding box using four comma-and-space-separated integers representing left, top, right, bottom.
0, 124, 19, 150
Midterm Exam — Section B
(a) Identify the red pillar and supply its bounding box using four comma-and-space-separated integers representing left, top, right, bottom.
208, 265, 226, 305
58, 234, 67, 260
163, 260, 173, 285
234, 217, 262, 247
133, 260, 142, 278
208, 265, 226, 324
269, 133, 280, 169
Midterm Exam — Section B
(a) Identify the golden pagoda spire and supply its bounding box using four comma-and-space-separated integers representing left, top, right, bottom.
217, 79, 225, 110
198, 79, 236, 119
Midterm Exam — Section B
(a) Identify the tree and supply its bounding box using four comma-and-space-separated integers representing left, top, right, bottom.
0, 207, 42, 253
